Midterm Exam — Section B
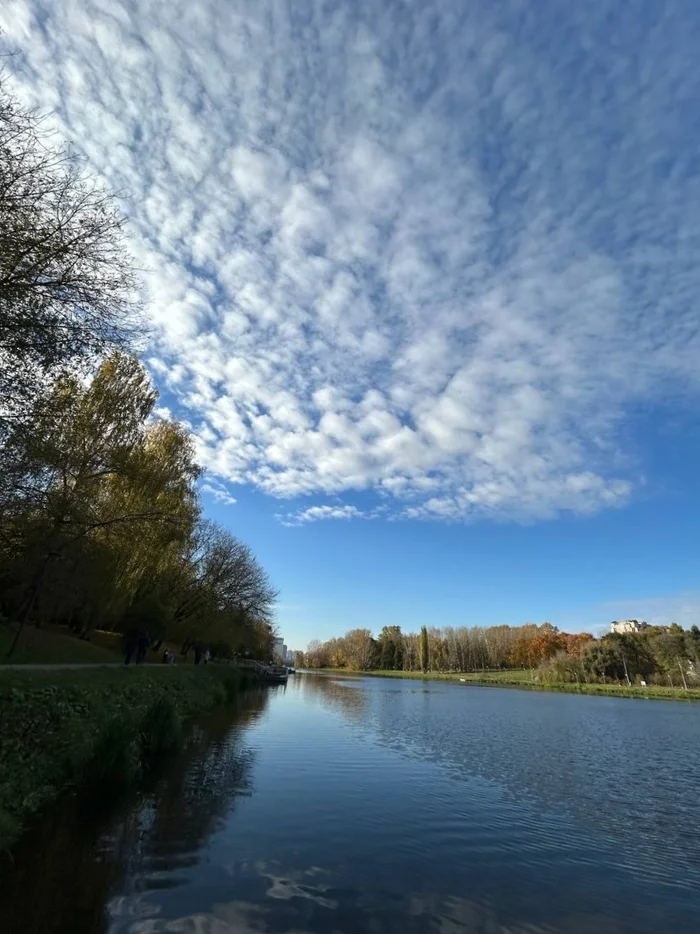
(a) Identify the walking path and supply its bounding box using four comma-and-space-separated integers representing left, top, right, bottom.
0, 662, 159, 671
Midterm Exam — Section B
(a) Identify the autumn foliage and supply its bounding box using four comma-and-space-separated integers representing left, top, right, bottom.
301, 622, 699, 689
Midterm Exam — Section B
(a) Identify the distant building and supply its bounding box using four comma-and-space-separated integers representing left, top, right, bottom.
610, 619, 649, 634
273, 638, 298, 666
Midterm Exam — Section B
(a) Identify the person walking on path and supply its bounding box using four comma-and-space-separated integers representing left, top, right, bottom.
136, 630, 150, 664
194, 644, 202, 665
124, 629, 138, 666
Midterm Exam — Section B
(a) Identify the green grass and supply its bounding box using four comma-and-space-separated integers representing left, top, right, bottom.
324, 667, 700, 701
0, 622, 122, 665
529, 680, 700, 700
326, 667, 535, 684
0, 665, 248, 848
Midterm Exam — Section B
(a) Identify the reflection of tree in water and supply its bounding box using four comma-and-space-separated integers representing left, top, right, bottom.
121, 687, 268, 877
0, 688, 270, 934
296, 673, 369, 723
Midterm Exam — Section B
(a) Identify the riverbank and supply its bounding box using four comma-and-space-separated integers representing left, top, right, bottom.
0, 665, 251, 848
321, 668, 700, 701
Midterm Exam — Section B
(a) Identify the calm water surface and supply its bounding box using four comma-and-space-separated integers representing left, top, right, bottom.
2, 674, 700, 933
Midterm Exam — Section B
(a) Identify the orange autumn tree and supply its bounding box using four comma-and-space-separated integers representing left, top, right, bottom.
510, 623, 565, 668
562, 632, 594, 656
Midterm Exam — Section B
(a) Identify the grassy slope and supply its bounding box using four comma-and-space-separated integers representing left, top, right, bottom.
324, 667, 700, 701
0, 623, 121, 665
0, 623, 184, 666
0, 665, 247, 847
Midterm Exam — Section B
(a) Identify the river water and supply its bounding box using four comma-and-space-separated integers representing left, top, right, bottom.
2, 674, 699, 934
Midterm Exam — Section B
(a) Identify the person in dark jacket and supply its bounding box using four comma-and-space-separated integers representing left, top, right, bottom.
194, 644, 202, 665
136, 630, 150, 664
124, 629, 138, 666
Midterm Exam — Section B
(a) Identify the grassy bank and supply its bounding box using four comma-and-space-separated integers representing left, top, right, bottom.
0, 620, 189, 667
0, 621, 122, 665
0, 665, 250, 847
322, 668, 700, 701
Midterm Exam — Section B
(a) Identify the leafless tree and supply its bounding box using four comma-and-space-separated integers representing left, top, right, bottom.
170, 520, 278, 651
0, 74, 143, 434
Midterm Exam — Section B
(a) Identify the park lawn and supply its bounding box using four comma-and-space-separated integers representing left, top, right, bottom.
0, 622, 122, 666
326, 667, 534, 684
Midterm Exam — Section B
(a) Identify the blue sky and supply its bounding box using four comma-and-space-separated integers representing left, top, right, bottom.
2, 0, 700, 648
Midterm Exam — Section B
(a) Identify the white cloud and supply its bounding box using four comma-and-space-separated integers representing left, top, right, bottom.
3, 1, 700, 521
277, 502, 393, 526
278, 504, 366, 527
200, 481, 237, 507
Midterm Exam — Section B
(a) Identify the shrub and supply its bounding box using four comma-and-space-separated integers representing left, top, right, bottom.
84, 715, 141, 788
140, 698, 181, 762
538, 652, 586, 684
210, 680, 228, 706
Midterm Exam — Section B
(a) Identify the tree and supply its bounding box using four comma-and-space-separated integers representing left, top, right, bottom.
648, 628, 691, 678
538, 650, 586, 685
378, 625, 403, 670
688, 626, 700, 666
563, 632, 594, 656
166, 520, 277, 656
380, 639, 395, 670
305, 640, 330, 669
420, 626, 430, 673
0, 76, 142, 435
582, 640, 626, 682
343, 628, 378, 670
582, 634, 656, 683
303, 622, 691, 687
0, 78, 278, 661
1, 353, 201, 653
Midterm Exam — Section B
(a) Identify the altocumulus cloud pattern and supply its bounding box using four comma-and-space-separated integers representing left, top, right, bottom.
2, 0, 700, 523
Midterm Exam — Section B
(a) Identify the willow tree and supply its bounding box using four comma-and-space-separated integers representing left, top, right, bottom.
1, 353, 200, 653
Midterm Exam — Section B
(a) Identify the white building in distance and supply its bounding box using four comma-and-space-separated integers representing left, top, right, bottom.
610, 619, 649, 634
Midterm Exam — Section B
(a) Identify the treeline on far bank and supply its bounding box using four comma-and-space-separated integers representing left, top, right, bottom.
0, 76, 276, 660
300, 622, 700, 689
